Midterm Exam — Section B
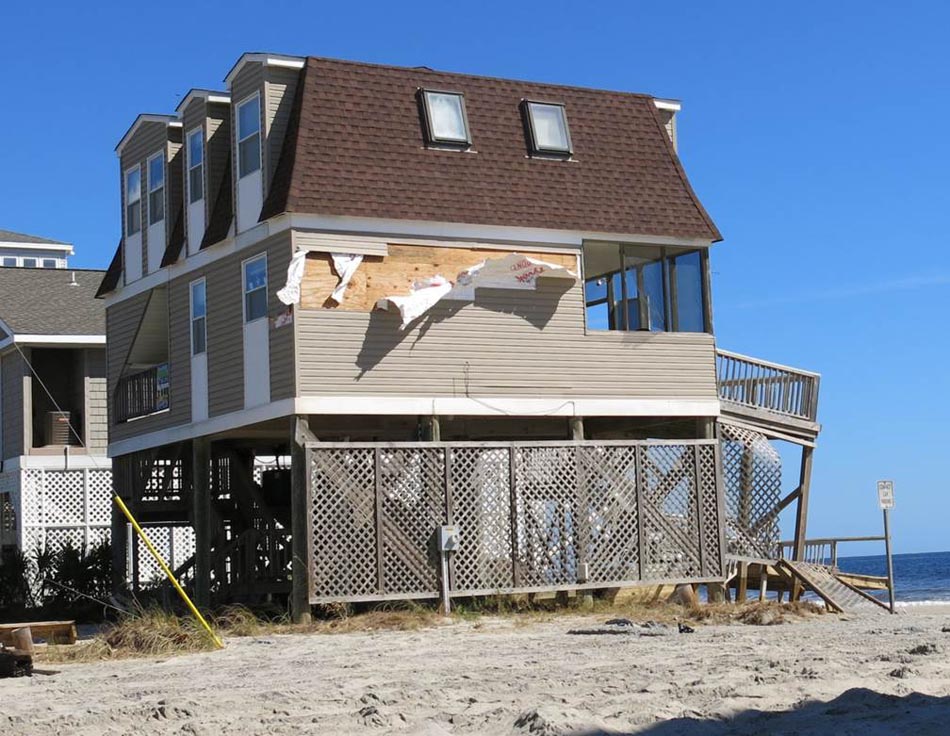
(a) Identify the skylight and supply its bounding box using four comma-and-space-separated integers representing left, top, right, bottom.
524, 101, 572, 155
420, 90, 471, 146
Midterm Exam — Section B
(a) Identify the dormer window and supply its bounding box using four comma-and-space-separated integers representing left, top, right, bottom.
237, 95, 262, 178
148, 154, 165, 225
125, 167, 142, 235
523, 101, 572, 155
419, 90, 471, 146
187, 129, 204, 203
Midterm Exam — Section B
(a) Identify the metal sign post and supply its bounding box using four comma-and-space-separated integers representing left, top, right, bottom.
877, 480, 896, 614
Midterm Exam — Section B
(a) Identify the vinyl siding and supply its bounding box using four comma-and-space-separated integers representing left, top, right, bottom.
230, 62, 264, 210
119, 121, 168, 282
295, 281, 718, 401
264, 65, 301, 190
1, 351, 26, 459
84, 348, 108, 454
268, 238, 294, 400
206, 101, 231, 236
167, 127, 184, 249
182, 99, 209, 246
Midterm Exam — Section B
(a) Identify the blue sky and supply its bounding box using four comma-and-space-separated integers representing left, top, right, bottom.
1, 2, 947, 553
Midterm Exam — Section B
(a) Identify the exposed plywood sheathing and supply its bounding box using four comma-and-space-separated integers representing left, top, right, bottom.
299, 244, 577, 312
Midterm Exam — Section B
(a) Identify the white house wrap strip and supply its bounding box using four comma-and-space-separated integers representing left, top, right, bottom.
276, 249, 308, 305
375, 252, 578, 327
329, 253, 364, 304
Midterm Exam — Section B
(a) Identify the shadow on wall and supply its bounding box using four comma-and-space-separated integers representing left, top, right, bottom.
556, 689, 950, 735
355, 281, 574, 377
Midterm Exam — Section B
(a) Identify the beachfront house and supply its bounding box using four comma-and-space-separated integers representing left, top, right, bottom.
97, 54, 823, 619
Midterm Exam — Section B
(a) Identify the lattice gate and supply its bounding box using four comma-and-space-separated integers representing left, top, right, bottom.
720, 422, 783, 559
308, 440, 724, 604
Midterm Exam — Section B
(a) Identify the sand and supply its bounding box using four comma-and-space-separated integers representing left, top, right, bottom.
2, 606, 950, 735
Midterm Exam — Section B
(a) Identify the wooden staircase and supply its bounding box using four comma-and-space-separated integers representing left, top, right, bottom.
778, 559, 890, 614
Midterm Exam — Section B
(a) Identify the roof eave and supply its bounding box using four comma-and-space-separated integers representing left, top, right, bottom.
115, 114, 183, 155
223, 52, 305, 87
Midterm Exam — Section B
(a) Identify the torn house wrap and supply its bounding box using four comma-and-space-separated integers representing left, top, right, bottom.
376, 253, 577, 328
277, 250, 364, 306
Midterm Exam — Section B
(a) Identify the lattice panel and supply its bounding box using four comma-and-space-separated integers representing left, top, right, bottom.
580, 446, 640, 584
310, 449, 378, 598
720, 423, 782, 559
87, 471, 114, 525
42, 471, 85, 525
136, 526, 172, 583
513, 446, 579, 587
19, 470, 45, 529
696, 444, 723, 577
450, 447, 513, 592
379, 448, 446, 595
639, 445, 702, 580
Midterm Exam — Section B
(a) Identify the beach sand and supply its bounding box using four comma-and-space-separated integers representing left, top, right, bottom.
2, 606, 949, 735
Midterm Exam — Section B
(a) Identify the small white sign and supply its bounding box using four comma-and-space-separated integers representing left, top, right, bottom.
877, 480, 895, 510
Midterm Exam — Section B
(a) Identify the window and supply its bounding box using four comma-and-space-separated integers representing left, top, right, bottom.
243, 255, 267, 323
583, 243, 707, 333
187, 129, 204, 203
148, 154, 165, 225
419, 90, 471, 146
42, 259, 57, 269
1, 257, 16, 267
190, 279, 207, 355
22, 258, 37, 268
237, 95, 261, 179
126, 166, 142, 235
524, 101, 572, 155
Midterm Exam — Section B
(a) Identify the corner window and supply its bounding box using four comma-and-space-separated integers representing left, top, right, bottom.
243, 254, 267, 323
22, 258, 37, 268
419, 90, 471, 146
187, 129, 204, 203
190, 279, 207, 355
125, 166, 142, 235
148, 154, 165, 225
524, 101, 572, 155
583, 243, 707, 333
237, 95, 261, 179
1, 257, 17, 267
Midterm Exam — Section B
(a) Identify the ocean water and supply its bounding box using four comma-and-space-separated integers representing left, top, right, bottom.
838, 550, 950, 606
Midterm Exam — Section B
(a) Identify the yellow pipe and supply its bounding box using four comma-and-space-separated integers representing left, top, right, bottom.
114, 495, 223, 649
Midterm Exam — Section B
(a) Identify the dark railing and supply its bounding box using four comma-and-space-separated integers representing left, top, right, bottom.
717, 349, 820, 423
115, 363, 169, 423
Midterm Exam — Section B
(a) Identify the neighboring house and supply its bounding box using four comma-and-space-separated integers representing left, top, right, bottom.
0, 266, 111, 557
97, 54, 821, 619
0, 229, 73, 269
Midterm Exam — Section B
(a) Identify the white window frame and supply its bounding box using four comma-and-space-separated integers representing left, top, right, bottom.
1, 257, 18, 267
187, 127, 204, 204
125, 164, 142, 236
242, 253, 268, 324
147, 151, 166, 226
22, 257, 37, 268
236, 92, 262, 180
189, 277, 207, 356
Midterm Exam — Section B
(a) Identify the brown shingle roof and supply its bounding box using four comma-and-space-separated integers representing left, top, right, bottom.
0, 267, 106, 335
95, 241, 122, 298
261, 57, 721, 242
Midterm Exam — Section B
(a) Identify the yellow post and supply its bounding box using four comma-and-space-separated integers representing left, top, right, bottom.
114, 495, 223, 649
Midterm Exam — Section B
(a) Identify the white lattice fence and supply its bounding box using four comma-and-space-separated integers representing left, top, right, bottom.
134, 525, 197, 584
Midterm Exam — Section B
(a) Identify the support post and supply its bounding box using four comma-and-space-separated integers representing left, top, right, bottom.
570, 416, 584, 441
883, 508, 896, 614
426, 415, 441, 442
291, 416, 314, 624
736, 561, 749, 603
571, 417, 593, 608
192, 437, 211, 609
791, 446, 814, 600
758, 564, 768, 602
110, 498, 129, 596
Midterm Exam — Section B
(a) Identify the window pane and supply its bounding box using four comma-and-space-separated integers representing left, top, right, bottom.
191, 281, 206, 318
42, 259, 57, 268
189, 165, 203, 203
126, 168, 141, 201
149, 157, 164, 191
127, 201, 141, 235
244, 257, 267, 292
149, 187, 164, 224
238, 96, 260, 138
188, 130, 203, 167
192, 317, 206, 354
642, 260, 667, 331
425, 92, 468, 142
239, 133, 261, 177
23, 258, 37, 268
584, 277, 607, 304
245, 289, 266, 322
1, 257, 16, 267
529, 103, 570, 151
586, 301, 609, 330
674, 251, 705, 332
623, 268, 641, 331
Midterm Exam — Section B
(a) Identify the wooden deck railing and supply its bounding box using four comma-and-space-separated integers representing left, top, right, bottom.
717, 349, 820, 423
115, 363, 169, 423
777, 536, 885, 569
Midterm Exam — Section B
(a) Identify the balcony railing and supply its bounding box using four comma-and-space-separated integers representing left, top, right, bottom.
716, 349, 820, 423
115, 363, 169, 423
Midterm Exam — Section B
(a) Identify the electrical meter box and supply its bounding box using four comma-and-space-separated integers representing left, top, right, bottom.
437, 525, 461, 552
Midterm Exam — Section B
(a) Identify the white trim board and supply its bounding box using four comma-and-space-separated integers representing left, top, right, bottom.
106, 396, 720, 457
2, 454, 113, 471
224, 53, 306, 86
0, 334, 105, 354
0, 242, 74, 254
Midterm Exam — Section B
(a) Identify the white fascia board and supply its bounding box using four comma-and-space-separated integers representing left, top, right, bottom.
175, 89, 232, 115
115, 114, 181, 155
653, 98, 682, 112
4, 454, 112, 471
0, 333, 105, 354
107, 396, 719, 457
224, 53, 306, 86
0, 242, 74, 254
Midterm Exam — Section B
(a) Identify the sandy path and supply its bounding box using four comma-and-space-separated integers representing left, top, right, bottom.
2, 608, 949, 735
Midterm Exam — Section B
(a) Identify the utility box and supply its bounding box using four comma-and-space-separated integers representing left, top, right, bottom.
437, 525, 460, 552
45, 411, 74, 446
